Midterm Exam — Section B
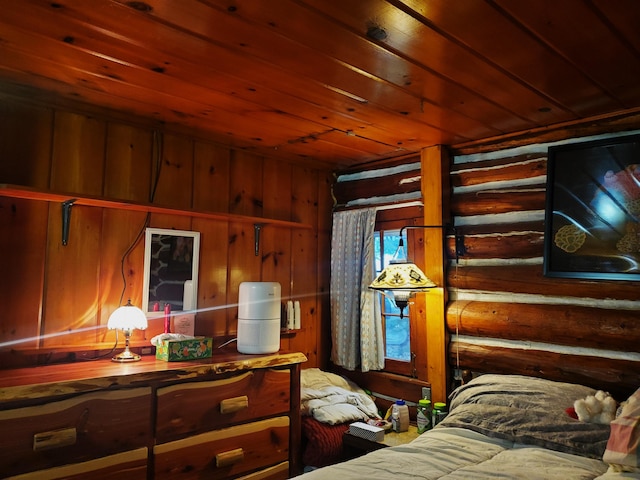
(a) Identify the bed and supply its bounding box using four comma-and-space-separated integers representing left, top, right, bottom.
295, 373, 640, 479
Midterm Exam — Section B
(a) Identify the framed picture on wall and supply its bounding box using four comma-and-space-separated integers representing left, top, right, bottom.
142, 228, 200, 314
543, 134, 640, 280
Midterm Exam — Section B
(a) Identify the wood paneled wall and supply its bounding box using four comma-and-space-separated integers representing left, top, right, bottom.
0, 95, 332, 369
449, 128, 640, 400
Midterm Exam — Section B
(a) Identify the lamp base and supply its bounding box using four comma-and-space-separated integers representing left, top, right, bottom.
111, 349, 141, 362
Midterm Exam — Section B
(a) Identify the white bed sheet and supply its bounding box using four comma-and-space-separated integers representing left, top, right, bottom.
295, 427, 616, 480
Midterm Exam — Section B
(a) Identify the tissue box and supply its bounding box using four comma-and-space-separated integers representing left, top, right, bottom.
155, 337, 212, 361
347, 421, 385, 442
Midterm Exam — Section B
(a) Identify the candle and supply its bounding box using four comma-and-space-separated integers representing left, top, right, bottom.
164, 303, 171, 333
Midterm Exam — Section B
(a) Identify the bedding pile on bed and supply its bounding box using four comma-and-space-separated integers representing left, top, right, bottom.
440, 374, 611, 459
300, 368, 381, 468
301, 368, 380, 424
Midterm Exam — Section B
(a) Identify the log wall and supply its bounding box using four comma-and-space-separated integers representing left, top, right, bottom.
449, 129, 640, 400
0, 94, 332, 369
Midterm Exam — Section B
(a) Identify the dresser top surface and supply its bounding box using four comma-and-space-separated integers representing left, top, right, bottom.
0, 351, 307, 406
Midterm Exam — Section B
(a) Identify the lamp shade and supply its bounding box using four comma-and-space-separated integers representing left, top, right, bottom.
369, 261, 436, 292
107, 300, 148, 331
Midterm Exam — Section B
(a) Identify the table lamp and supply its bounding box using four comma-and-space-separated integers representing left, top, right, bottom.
107, 299, 148, 362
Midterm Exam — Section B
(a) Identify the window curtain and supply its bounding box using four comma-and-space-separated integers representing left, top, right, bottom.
330, 208, 384, 372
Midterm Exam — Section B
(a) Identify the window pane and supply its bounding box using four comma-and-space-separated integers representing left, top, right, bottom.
373, 231, 381, 272
383, 231, 403, 265
385, 315, 410, 361
374, 229, 410, 363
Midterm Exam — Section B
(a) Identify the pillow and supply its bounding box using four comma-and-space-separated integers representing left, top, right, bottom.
603, 387, 640, 471
443, 374, 611, 458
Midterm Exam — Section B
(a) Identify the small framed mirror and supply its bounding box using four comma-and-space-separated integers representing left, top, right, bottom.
142, 228, 200, 315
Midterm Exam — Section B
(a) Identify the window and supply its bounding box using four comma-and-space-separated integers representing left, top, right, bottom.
373, 227, 416, 377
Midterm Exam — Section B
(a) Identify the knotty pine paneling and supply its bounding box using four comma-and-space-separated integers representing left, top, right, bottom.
192, 143, 232, 338
193, 142, 231, 213
104, 123, 153, 203
262, 157, 294, 307
0, 99, 52, 189
50, 111, 106, 196
288, 165, 320, 364
98, 209, 149, 341
0, 198, 47, 356
316, 170, 334, 368
226, 222, 262, 331
263, 157, 293, 222
42, 205, 103, 346
0, 96, 330, 368
229, 151, 264, 217
152, 133, 194, 209
192, 218, 230, 338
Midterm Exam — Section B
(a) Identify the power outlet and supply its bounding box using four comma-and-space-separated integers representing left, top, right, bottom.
422, 386, 431, 401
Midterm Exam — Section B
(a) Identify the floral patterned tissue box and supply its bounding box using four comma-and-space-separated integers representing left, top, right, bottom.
156, 337, 212, 361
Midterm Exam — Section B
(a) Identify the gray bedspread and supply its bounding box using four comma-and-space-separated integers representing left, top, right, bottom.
439, 374, 611, 459
296, 374, 620, 479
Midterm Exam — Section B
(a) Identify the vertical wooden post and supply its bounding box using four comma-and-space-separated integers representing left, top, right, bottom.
421, 145, 449, 403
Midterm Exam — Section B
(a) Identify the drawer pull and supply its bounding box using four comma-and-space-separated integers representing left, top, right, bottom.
216, 447, 244, 467
220, 395, 249, 414
33, 427, 77, 451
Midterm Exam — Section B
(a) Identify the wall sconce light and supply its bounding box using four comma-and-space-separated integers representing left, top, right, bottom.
369, 224, 464, 318
107, 299, 148, 362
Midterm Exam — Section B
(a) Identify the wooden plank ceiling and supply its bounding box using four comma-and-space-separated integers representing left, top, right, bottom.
0, 0, 639, 170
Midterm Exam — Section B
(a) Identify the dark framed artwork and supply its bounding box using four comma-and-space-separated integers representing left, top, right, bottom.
544, 134, 640, 280
142, 228, 200, 313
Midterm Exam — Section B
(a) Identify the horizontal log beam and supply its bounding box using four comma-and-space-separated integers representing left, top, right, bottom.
449, 341, 640, 401
334, 168, 421, 206
452, 189, 545, 217
450, 154, 546, 187
446, 300, 640, 353
448, 263, 640, 300
451, 231, 544, 260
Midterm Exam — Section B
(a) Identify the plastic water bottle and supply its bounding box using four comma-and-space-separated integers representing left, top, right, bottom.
432, 402, 448, 427
391, 399, 410, 432
417, 398, 432, 433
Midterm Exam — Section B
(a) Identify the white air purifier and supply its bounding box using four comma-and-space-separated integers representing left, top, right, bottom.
237, 282, 281, 354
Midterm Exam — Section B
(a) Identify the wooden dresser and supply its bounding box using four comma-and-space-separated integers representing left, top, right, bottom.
0, 351, 306, 480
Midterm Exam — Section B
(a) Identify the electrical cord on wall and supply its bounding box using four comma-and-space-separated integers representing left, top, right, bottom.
80, 131, 164, 361
217, 338, 237, 349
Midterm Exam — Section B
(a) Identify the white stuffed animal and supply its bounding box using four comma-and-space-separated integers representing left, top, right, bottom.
574, 390, 617, 424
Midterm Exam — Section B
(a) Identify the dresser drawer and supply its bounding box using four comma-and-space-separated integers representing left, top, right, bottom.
5, 447, 148, 480
156, 368, 290, 443
154, 416, 289, 480
236, 461, 289, 480
0, 387, 152, 477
